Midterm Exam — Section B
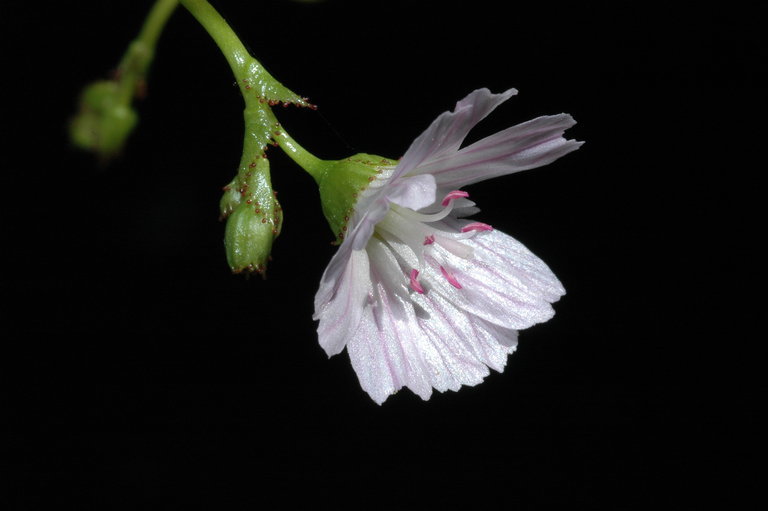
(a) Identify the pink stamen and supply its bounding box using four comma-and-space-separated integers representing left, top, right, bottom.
409, 269, 425, 294
460, 222, 494, 233
423, 234, 435, 245
440, 266, 462, 289
441, 190, 469, 207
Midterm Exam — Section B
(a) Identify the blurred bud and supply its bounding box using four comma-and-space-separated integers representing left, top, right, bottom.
317, 153, 398, 244
69, 80, 138, 160
223, 157, 283, 275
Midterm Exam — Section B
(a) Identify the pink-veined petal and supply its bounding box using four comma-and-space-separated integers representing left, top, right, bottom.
467, 227, 566, 303
346, 303, 397, 405
420, 229, 563, 330
414, 289, 519, 374
417, 114, 582, 189
347, 281, 433, 404
389, 88, 518, 182
314, 248, 372, 356
347, 195, 390, 251
348, 237, 527, 404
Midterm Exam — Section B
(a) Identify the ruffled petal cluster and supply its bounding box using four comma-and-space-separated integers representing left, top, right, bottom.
314, 88, 582, 404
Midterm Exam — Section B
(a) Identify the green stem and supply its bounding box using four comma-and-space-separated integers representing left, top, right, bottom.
265, 109, 325, 182
180, 0, 325, 180
178, 0, 250, 77
115, 0, 179, 105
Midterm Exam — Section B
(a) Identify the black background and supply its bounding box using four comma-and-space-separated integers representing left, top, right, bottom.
2, 1, 761, 509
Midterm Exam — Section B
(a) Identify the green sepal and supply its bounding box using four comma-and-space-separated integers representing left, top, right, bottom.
317, 154, 398, 244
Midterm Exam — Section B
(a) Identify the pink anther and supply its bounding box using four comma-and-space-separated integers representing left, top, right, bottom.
460, 222, 493, 233
409, 269, 425, 294
441, 190, 470, 207
423, 234, 435, 245
440, 266, 462, 289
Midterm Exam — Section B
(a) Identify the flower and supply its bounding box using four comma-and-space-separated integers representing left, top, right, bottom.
313, 88, 582, 404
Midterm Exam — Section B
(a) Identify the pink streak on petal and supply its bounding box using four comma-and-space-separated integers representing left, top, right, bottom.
423, 234, 435, 245
441, 190, 470, 206
410, 269, 425, 294
461, 222, 494, 233
440, 266, 463, 289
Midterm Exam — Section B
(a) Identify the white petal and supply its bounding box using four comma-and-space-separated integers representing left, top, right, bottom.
313, 242, 352, 319
347, 195, 390, 251
365, 236, 412, 311
346, 303, 397, 405
349, 238, 492, 403
420, 227, 564, 331
416, 114, 583, 189
348, 262, 524, 404
418, 293, 517, 372
414, 290, 514, 378
347, 282, 433, 404
389, 88, 518, 182
313, 248, 372, 356
468, 226, 566, 303
385, 174, 437, 211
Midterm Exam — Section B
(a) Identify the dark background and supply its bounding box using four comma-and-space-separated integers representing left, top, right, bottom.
2, 0, 760, 508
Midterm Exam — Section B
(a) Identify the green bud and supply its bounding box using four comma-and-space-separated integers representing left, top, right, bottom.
69, 80, 138, 160
223, 157, 283, 275
317, 153, 398, 244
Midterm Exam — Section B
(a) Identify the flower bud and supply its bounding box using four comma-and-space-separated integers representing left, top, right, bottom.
317, 153, 398, 244
223, 158, 283, 275
69, 80, 138, 160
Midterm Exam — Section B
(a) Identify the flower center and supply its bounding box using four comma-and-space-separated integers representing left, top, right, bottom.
372, 190, 492, 296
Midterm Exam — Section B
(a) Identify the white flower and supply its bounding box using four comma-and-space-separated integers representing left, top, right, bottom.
313, 88, 582, 404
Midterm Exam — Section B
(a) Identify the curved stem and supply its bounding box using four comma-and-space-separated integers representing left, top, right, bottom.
115, 0, 179, 105
180, 0, 325, 180
265, 109, 325, 182
131, 0, 179, 60
178, 0, 250, 76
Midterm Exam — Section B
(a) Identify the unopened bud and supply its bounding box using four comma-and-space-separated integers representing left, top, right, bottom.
70, 80, 138, 160
223, 158, 283, 275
